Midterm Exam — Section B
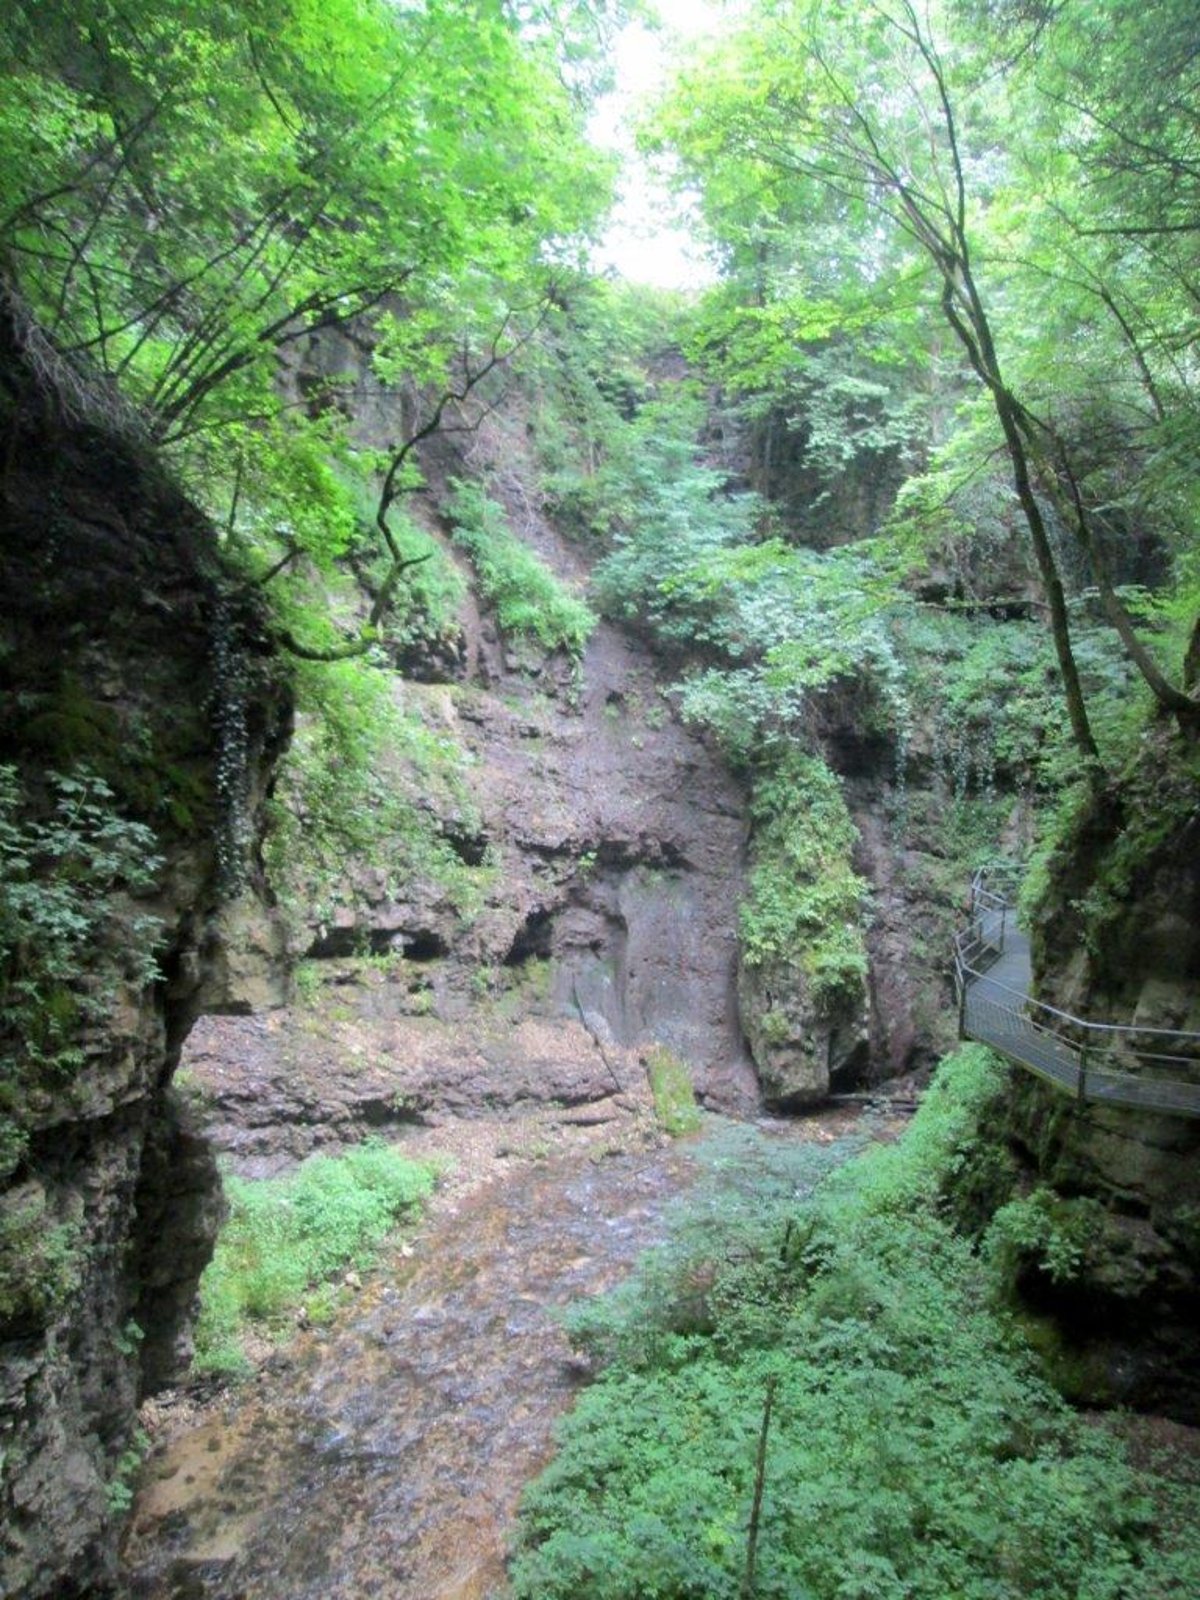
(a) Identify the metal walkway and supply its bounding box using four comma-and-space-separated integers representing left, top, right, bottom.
953, 868, 1200, 1119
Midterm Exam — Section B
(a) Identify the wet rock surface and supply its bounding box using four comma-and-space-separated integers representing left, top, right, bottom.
452, 610, 755, 1111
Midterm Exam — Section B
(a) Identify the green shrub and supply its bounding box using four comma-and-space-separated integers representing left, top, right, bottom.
985, 1188, 1110, 1288
194, 1140, 433, 1374
819, 1042, 1009, 1220
291, 961, 324, 1006
589, 399, 762, 652
645, 1045, 703, 1137
446, 479, 595, 656
0, 767, 162, 1047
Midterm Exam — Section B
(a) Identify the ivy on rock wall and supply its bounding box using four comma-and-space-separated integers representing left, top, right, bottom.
739, 755, 867, 1008
0, 769, 163, 1186
264, 656, 494, 955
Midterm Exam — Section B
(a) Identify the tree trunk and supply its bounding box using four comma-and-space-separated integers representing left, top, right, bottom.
991, 391, 1103, 775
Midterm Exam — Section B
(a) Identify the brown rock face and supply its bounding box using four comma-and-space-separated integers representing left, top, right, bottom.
188, 581, 759, 1169
0, 307, 290, 1596
187, 392, 759, 1159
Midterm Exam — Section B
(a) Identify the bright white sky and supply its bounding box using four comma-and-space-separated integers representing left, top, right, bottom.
588, 0, 726, 290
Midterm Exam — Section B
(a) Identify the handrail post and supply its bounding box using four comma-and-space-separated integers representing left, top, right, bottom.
957, 960, 968, 1039
1077, 1045, 1087, 1107
999, 902, 1007, 955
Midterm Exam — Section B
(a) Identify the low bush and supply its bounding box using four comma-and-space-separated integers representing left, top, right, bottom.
447, 479, 595, 656
194, 1140, 433, 1374
645, 1045, 703, 1137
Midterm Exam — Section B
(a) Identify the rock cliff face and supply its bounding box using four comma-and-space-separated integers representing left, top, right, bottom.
181, 358, 974, 1152
1030, 729, 1200, 1031
997, 727, 1200, 1417
0, 307, 290, 1596
188, 401, 758, 1172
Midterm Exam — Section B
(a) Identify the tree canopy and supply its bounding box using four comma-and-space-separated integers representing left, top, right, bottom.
8, 0, 625, 423
1, 0, 634, 654
649, 0, 1200, 760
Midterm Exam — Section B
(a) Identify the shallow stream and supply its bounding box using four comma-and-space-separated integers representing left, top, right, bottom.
120, 1112, 869, 1600
121, 1141, 705, 1600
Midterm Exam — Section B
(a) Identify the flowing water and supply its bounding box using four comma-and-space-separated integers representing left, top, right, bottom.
121, 1141, 704, 1600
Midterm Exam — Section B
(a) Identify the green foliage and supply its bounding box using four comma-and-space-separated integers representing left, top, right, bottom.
214, 435, 468, 661
264, 660, 491, 940
370, 514, 469, 659
211, 425, 364, 576
291, 961, 324, 1007
985, 1188, 1110, 1288
0, 0, 623, 698
650, 0, 1200, 748
530, 283, 692, 528
446, 479, 595, 657
194, 1139, 433, 1374
817, 1044, 1011, 1222
739, 754, 868, 1007
1, 0, 615, 445
645, 1045, 702, 1137
1020, 723, 1200, 955
900, 605, 1140, 798
558, 376, 912, 762
0, 766, 163, 1177
512, 1046, 1200, 1599
559, 1119, 860, 1374
105, 1427, 149, 1517
588, 391, 766, 649
0, 1181, 81, 1329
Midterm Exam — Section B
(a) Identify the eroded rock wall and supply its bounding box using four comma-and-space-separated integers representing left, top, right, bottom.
188, 470, 757, 1170
990, 726, 1200, 1417
0, 309, 289, 1596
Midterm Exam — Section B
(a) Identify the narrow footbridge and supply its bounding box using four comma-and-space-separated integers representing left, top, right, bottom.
954, 867, 1200, 1119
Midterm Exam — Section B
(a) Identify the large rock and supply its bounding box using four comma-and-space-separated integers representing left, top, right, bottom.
738, 954, 868, 1108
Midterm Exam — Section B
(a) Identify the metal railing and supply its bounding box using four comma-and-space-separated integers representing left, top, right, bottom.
953, 865, 1200, 1119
